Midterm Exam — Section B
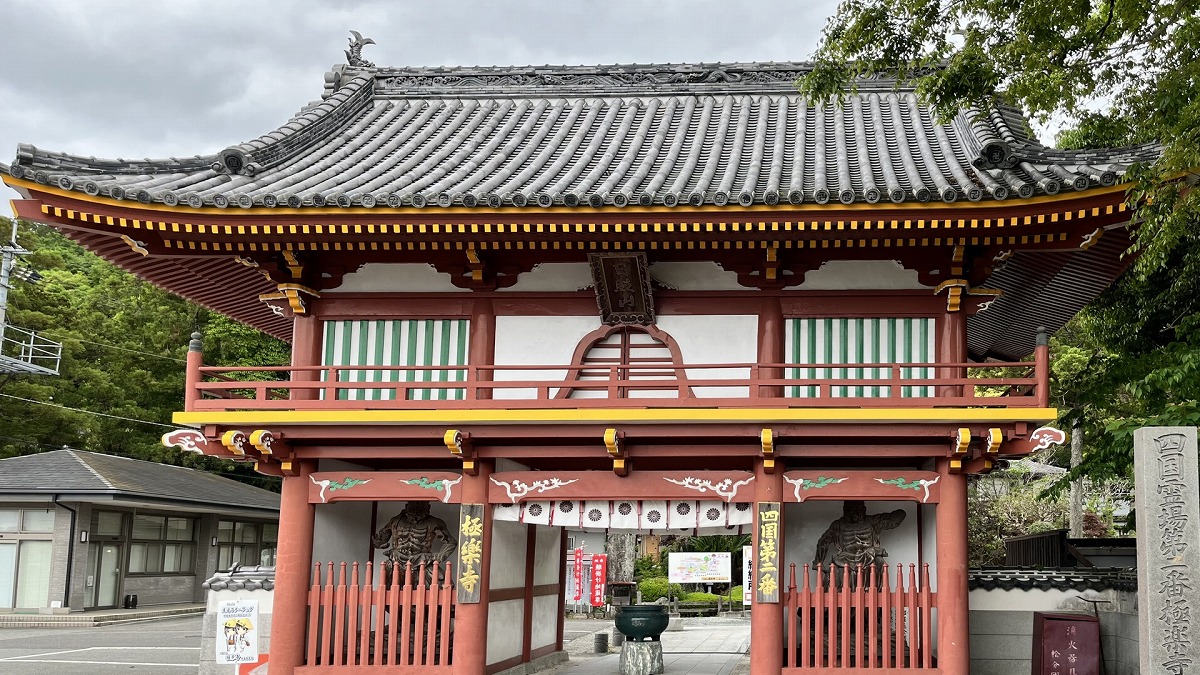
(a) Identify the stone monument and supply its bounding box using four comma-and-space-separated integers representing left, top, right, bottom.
1134, 427, 1200, 675
619, 641, 665, 675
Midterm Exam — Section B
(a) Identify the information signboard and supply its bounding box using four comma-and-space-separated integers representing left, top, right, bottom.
668, 551, 732, 584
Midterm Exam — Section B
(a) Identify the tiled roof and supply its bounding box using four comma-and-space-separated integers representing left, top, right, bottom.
969, 568, 1136, 592
6, 62, 1159, 210
0, 449, 279, 511
203, 565, 275, 591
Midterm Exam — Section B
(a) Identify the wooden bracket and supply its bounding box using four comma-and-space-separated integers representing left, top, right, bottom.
604, 428, 628, 477
258, 283, 320, 316
760, 428, 776, 473
445, 429, 477, 476
962, 456, 995, 474
953, 427, 971, 456
249, 430, 281, 456
985, 428, 1003, 455
221, 430, 250, 457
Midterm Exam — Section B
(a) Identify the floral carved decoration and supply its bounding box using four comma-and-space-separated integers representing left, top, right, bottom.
875, 475, 941, 503
783, 475, 848, 502
489, 476, 579, 503
404, 475, 463, 503
310, 475, 370, 504
662, 476, 755, 502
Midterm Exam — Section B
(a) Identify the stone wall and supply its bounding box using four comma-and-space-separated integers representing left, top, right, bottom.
969, 579, 1138, 674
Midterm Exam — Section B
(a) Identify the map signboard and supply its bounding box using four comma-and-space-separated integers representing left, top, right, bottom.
668, 551, 732, 584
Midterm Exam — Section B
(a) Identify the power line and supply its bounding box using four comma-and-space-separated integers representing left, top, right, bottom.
0, 393, 175, 429
40, 333, 188, 363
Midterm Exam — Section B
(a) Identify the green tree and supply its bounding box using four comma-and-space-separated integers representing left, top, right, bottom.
799, 0, 1200, 485
0, 218, 288, 490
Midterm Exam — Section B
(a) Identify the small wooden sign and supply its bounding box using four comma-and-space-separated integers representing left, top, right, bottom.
588, 252, 655, 324
456, 503, 485, 604
755, 501, 781, 604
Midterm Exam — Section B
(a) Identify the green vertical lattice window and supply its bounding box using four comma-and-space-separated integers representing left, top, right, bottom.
322, 319, 470, 400
785, 318, 936, 398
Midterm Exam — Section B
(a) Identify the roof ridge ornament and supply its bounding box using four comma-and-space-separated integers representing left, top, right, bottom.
346, 30, 376, 68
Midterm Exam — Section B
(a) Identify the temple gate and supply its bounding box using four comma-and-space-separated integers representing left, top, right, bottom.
3, 34, 1155, 674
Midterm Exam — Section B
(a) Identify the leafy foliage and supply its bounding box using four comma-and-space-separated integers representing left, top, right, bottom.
0, 218, 288, 490
800, 0, 1200, 486
636, 577, 682, 602
968, 471, 1068, 567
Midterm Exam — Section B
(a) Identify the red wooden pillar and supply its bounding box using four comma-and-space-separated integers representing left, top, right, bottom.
938, 310, 967, 399
758, 296, 784, 398
291, 314, 323, 401
750, 460, 784, 673
935, 458, 969, 672
270, 461, 317, 674
453, 459, 494, 673
470, 298, 496, 400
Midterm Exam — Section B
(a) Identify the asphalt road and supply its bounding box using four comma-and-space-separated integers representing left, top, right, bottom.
0, 615, 202, 675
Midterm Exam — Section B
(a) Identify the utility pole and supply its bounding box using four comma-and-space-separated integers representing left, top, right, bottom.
0, 219, 61, 376
0, 219, 20, 348
1069, 421, 1083, 537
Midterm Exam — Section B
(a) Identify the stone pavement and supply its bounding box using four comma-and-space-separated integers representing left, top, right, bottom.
549, 615, 750, 675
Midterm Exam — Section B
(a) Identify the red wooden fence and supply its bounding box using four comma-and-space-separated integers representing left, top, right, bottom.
783, 563, 937, 672
305, 561, 454, 671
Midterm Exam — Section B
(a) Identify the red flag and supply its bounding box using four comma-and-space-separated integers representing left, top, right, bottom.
573, 548, 584, 601
590, 554, 608, 607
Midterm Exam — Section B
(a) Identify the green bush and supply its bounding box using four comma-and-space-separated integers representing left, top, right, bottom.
730, 586, 744, 602
637, 577, 682, 602
634, 554, 665, 579
679, 592, 721, 602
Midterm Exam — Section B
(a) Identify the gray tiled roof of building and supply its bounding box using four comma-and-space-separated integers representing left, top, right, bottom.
6, 62, 1159, 210
0, 449, 279, 511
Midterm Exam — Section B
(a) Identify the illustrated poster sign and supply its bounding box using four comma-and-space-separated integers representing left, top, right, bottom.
217, 599, 259, 664
668, 552, 732, 584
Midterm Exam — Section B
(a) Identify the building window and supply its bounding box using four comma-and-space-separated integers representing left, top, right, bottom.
216, 521, 277, 570
128, 515, 195, 574
0, 509, 55, 609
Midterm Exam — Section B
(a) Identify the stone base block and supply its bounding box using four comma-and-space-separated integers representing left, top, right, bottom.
620, 641, 664, 675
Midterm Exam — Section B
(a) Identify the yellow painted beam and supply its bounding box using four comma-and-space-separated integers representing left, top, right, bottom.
174, 406, 1059, 426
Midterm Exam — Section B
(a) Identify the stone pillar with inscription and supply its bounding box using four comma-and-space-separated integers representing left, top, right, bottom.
1134, 427, 1200, 675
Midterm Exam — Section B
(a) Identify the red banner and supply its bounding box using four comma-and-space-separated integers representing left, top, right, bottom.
590, 554, 608, 607
573, 547, 584, 601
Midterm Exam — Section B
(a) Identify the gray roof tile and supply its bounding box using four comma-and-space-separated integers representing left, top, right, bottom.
7, 62, 1160, 209
0, 449, 279, 511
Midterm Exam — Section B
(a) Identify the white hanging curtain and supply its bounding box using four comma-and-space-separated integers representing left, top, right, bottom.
491, 500, 752, 533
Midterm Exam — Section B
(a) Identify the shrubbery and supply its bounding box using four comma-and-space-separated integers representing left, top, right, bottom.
637, 577, 682, 602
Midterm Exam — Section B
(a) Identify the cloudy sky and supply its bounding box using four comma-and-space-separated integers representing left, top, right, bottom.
0, 0, 846, 204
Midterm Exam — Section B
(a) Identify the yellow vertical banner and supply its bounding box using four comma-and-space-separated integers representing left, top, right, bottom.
755, 501, 781, 603
457, 503, 484, 604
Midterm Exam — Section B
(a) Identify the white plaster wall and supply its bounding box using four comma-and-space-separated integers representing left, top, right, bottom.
325, 263, 461, 293
531, 594, 560, 650
500, 263, 594, 292
486, 598, 524, 665
493, 315, 600, 398
533, 526, 561, 586
784, 501, 922, 576
969, 587, 1123, 612
649, 261, 745, 291
312, 501, 374, 568
790, 260, 931, 290
657, 315, 757, 397
489, 520, 528, 590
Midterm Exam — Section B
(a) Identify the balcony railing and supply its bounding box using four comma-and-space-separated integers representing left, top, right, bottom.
184, 355, 1048, 412
0, 324, 62, 376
